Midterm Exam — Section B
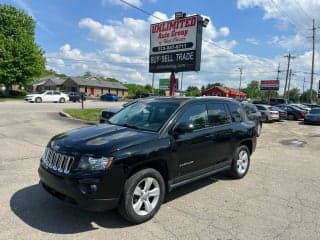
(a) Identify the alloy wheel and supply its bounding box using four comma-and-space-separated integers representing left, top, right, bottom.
132, 177, 160, 216
236, 150, 249, 175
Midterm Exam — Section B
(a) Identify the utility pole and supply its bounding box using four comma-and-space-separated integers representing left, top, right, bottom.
238, 67, 243, 98
151, 73, 155, 93
302, 77, 306, 93
284, 53, 295, 98
276, 63, 281, 80
287, 70, 293, 100
181, 72, 183, 91
309, 19, 316, 103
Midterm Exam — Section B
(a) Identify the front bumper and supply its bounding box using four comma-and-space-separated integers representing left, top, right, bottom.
304, 118, 320, 124
38, 166, 120, 211
25, 97, 34, 102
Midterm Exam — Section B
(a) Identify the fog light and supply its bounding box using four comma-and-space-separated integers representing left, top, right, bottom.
90, 184, 98, 192
79, 185, 89, 194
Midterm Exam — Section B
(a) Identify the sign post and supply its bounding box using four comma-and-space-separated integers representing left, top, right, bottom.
149, 13, 206, 96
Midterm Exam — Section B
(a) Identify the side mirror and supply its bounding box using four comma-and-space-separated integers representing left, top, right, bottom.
173, 122, 194, 135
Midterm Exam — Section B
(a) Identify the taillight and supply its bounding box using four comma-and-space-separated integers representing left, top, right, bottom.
300, 111, 305, 117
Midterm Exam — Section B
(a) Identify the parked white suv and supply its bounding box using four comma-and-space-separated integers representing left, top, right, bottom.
25, 90, 69, 103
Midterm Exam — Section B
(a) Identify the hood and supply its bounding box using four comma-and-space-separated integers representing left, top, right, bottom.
306, 113, 320, 117
49, 124, 157, 156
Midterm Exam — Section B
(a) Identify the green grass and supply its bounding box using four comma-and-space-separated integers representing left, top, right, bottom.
63, 108, 104, 122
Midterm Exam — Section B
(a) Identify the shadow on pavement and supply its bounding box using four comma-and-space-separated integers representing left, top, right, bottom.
10, 184, 129, 234
10, 173, 233, 234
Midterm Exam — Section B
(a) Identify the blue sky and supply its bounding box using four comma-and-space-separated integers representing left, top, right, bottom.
3, 0, 320, 92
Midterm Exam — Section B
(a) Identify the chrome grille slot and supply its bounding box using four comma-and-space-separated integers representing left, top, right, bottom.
42, 148, 74, 174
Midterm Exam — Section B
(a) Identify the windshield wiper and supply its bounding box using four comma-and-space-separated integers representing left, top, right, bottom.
121, 123, 139, 130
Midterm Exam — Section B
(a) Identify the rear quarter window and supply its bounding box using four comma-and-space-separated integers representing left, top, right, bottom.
228, 102, 246, 122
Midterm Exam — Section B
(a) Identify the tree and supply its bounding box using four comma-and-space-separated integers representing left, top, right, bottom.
242, 80, 261, 99
300, 89, 318, 103
185, 86, 201, 96
287, 88, 300, 103
83, 71, 93, 78
0, 5, 45, 93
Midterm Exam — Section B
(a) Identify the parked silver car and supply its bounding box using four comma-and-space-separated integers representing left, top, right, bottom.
255, 104, 279, 122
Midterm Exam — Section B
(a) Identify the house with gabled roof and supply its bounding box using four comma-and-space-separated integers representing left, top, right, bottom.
62, 77, 128, 97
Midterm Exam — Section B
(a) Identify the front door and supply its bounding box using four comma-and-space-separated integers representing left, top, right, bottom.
172, 104, 213, 176
90, 88, 94, 96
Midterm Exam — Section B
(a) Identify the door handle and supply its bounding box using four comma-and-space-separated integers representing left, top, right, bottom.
205, 134, 216, 140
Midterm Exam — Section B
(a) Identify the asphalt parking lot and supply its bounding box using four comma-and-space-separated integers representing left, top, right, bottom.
0, 101, 320, 240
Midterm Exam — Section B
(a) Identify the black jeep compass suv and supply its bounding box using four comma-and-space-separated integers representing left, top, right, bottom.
38, 97, 257, 224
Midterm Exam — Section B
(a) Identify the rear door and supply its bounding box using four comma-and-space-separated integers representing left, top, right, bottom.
206, 103, 233, 165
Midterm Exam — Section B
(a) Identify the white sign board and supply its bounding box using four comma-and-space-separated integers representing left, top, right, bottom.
149, 15, 203, 73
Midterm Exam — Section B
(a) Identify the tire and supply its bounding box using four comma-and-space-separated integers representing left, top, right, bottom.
288, 114, 294, 121
229, 145, 250, 179
35, 97, 42, 103
256, 122, 262, 137
59, 98, 65, 103
118, 168, 165, 224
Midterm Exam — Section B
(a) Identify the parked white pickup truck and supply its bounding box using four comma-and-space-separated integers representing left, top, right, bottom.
25, 90, 69, 103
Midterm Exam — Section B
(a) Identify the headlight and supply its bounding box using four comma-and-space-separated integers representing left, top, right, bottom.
77, 156, 113, 171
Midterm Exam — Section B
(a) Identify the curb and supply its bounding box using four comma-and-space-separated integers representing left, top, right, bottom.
59, 111, 97, 125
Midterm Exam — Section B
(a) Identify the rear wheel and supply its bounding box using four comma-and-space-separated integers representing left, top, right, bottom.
59, 97, 65, 103
118, 168, 165, 224
288, 114, 294, 120
229, 145, 250, 179
256, 122, 262, 137
35, 97, 42, 103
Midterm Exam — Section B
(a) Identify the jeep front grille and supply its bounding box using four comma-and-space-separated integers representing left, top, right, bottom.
42, 148, 74, 174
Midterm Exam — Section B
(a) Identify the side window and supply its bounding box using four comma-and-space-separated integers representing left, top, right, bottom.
46, 91, 52, 95
249, 105, 258, 113
207, 103, 231, 126
178, 104, 208, 130
256, 105, 264, 111
228, 102, 244, 122
53, 91, 61, 95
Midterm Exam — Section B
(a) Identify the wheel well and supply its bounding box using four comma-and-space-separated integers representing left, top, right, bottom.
240, 140, 252, 154
127, 160, 168, 184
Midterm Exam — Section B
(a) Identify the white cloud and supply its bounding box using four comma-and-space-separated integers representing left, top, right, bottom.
148, 11, 169, 24
219, 27, 230, 37
47, 11, 319, 93
102, 0, 142, 8
237, 0, 320, 51
246, 37, 259, 45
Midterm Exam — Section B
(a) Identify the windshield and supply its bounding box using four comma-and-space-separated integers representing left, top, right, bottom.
310, 108, 320, 114
270, 106, 280, 111
109, 101, 179, 132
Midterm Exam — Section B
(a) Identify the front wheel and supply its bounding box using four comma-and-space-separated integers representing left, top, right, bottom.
35, 97, 42, 103
118, 168, 165, 224
229, 145, 250, 179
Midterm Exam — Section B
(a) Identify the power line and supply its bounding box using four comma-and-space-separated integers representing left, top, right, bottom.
293, 0, 313, 21
118, 0, 163, 21
270, 0, 306, 29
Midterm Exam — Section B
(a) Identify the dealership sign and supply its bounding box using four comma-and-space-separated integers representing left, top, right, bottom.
260, 80, 280, 90
159, 78, 179, 90
149, 15, 203, 73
